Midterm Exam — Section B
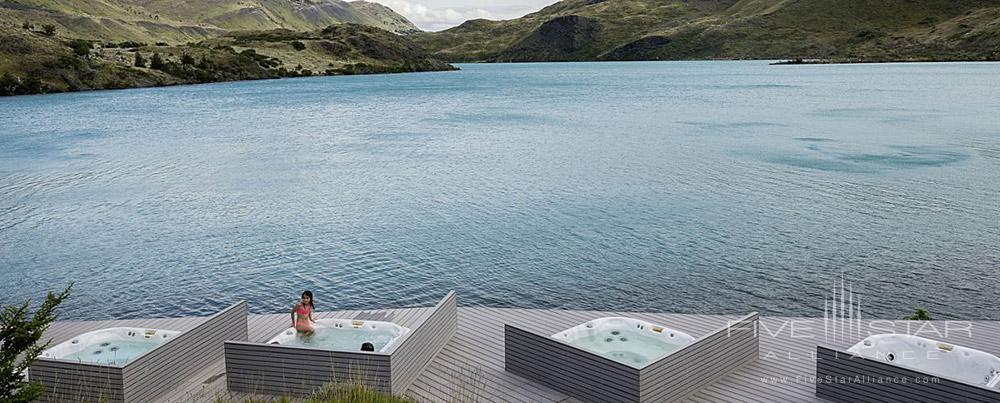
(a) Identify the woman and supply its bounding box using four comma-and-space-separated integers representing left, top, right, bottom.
291, 290, 316, 336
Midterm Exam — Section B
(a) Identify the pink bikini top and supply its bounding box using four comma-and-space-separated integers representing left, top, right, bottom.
295, 304, 312, 322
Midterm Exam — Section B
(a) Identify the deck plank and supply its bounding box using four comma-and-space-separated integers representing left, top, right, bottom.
37, 309, 1000, 403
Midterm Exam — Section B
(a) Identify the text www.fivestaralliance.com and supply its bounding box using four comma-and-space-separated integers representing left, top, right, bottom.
760, 375, 940, 385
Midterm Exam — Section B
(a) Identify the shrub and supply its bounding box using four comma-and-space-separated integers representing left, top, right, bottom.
905, 308, 932, 321
155, 42, 168, 46
0, 72, 19, 95
46, 54, 82, 69
321, 25, 339, 35
21, 21, 32, 30
150, 53, 166, 70
181, 53, 195, 65
291, 40, 306, 51
855, 30, 882, 40
68, 39, 91, 56
134, 52, 147, 67
107, 41, 145, 49
41, 24, 56, 36
0, 285, 72, 402
0, 72, 48, 96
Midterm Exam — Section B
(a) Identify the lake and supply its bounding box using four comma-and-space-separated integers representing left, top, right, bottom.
1, 61, 998, 321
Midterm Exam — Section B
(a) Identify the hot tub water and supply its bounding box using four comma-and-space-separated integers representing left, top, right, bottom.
553, 317, 695, 368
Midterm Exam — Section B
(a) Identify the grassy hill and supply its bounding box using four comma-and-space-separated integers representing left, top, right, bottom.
0, 23, 454, 96
0, 0, 420, 44
411, 0, 1000, 62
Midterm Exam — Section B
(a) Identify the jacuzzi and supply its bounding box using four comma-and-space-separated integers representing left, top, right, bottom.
848, 334, 1000, 388
267, 319, 409, 353
41, 327, 181, 367
552, 317, 695, 367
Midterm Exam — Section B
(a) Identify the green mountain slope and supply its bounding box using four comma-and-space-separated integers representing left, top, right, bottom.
0, 23, 454, 96
411, 0, 1000, 62
0, 0, 420, 44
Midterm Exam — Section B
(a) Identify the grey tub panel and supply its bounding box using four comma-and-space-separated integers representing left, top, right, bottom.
389, 291, 458, 394
505, 324, 641, 402
639, 312, 759, 402
224, 291, 457, 397
29, 301, 247, 403
504, 312, 760, 403
121, 301, 248, 402
224, 342, 391, 395
29, 359, 124, 402
815, 346, 1000, 403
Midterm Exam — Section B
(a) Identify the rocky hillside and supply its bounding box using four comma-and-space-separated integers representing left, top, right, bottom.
412, 0, 1000, 62
0, 0, 420, 44
0, 23, 454, 96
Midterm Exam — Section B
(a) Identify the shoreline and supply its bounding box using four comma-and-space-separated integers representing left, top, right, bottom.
0, 65, 459, 99
770, 58, 1000, 65
443, 57, 1000, 65
8, 57, 1000, 98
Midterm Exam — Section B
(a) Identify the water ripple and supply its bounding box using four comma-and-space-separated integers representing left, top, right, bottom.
0, 62, 998, 321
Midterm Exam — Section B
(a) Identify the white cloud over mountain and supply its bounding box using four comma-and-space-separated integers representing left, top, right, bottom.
368, 0, 554, 31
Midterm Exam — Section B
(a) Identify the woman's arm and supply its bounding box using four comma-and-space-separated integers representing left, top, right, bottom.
291, 304, 299, 326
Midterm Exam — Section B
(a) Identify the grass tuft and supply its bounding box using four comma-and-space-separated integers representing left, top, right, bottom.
213, 383, 413, 403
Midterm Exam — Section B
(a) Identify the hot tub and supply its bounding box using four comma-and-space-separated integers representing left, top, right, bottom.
267, 319, 409, 353
41, 327, 181, 367
848, 334, 1000, 388
552, 317, 695, 367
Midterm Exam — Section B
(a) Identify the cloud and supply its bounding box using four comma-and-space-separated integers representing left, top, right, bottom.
371, 0, 494, 31
366, 0, 553, 31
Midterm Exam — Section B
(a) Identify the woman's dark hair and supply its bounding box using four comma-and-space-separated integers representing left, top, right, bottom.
361, 342, 375, 352
301, 290, 315, 309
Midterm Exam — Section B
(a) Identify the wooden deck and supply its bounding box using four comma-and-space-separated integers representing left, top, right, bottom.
39, 308, 1000, 402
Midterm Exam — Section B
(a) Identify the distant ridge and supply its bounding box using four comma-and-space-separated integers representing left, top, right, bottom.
0, 23, 455, 97
0, 0, 421, 43
411, 0, 1000, 63
0, 0, 463, 96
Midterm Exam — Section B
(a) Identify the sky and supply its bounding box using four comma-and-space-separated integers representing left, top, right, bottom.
369, 0, 556, 31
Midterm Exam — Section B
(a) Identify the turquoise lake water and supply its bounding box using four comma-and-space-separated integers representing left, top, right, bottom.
1, 61, 998, 320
